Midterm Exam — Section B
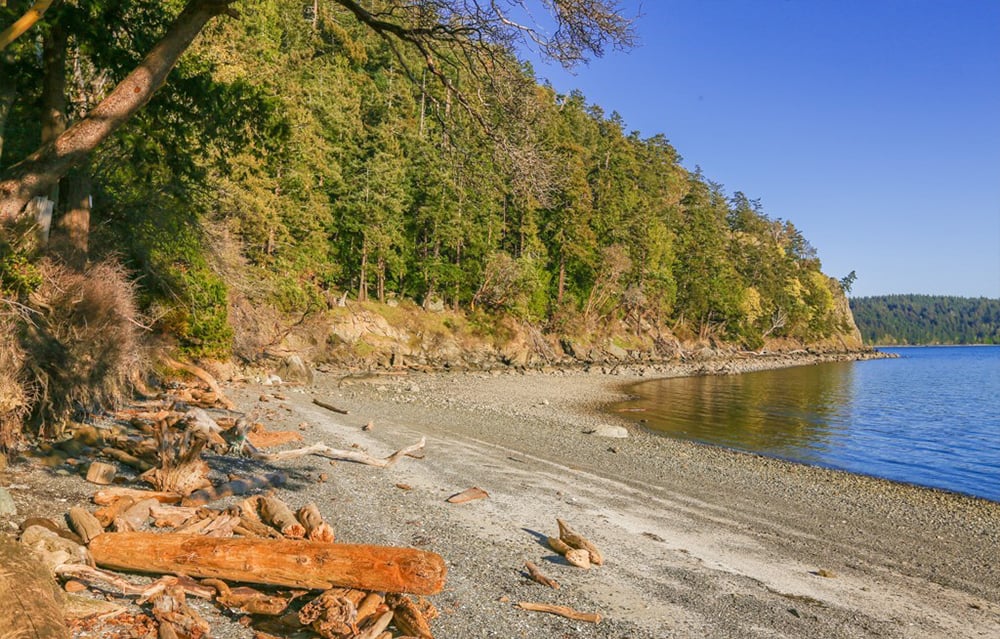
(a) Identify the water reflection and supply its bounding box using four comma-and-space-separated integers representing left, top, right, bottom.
614, 348, 1000, 501
616, 363, 857, 462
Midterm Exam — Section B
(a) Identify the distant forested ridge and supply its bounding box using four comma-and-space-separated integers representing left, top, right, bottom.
850, 295, 1000, 345
1, 1, 860, 360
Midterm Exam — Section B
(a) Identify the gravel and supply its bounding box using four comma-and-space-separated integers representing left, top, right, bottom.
2, 356, 998, 638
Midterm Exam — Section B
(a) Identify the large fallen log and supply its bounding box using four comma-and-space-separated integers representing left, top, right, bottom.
89, 532, 447, 595
241, 436, 426, 468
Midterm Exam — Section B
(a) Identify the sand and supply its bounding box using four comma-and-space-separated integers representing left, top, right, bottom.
3, 359, 999, 638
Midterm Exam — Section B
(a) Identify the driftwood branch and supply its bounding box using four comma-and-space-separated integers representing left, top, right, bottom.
242, 437, 426, 468
160, 354, 236, 410
312, 398, 349, 414
516, 601, 602, 624
524, 561, 560, 589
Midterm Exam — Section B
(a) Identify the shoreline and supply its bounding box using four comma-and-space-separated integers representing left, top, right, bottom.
3, 349, 997, 638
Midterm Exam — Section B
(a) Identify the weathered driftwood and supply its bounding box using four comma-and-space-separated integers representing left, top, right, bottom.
355, 610, 394, 639
516, 601, 602, 624
101, 446, 154, 471
89, 532, 448, 595
85, 460, 116, 485
140, 424, 211, 495
181, 472, 286, 507
148, 583, 211, 639
55, 564, 215, 601
299, 588, 366, 637
524, 561, 560, 589
0, 534, 70, 639
259, 495, 306, 538
149, 504, 200, 528
202, 578, 293, 616
94, 496, 136, 528
247, 428, 304, 448
355, 592, 385, 625
160, 354, 236, 410
386, 593, 435, 639
312, 398, 349, 414
93, 487, 182, 506
242, 436, 426, 468
67, 506, 104, 544
297, 502, 335, 542
546, 535, 573, 555
445, 486, 489, 504
119, 497, 160, 530
557, 518, 604, 565
564, 548, 592, 569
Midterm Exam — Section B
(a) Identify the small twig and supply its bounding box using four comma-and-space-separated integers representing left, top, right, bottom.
524, 561, 559, 589
312, 398, 349, 414
516, 601, 601, 624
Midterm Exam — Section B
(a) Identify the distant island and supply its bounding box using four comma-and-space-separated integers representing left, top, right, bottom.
850, 295, 1000, 345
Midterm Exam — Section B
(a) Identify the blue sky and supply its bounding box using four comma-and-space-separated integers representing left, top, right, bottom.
529, 0, 1000, 298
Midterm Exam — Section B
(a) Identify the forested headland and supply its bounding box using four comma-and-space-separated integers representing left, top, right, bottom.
0, 1, 863, 442
850, 295, 1000, 345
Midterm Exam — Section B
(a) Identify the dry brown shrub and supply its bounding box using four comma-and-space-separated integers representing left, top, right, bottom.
20, 259, 144, 437
0, 309, 34, 450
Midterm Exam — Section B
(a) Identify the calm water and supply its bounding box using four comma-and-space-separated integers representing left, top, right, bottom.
616, 346, 1000, 502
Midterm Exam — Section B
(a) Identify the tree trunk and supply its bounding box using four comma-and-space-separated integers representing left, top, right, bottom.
0, 80, 15, 162
0, 0, 237, 222
40, 22, 67, 146
50, 170, 90, 268
89, 532, 447, 595
358, 240, 368, 302
0, 0, 57, 52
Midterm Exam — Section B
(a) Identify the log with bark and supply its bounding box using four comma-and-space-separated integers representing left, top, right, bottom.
89, 532, 447, 595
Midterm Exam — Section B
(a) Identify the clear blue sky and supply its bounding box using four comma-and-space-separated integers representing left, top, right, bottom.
529, 0, 1000, 298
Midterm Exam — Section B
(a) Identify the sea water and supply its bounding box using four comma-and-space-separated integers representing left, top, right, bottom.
617, 346, 1000, 502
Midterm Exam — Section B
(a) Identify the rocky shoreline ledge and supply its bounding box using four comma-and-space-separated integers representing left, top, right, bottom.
4, 349, 997, 639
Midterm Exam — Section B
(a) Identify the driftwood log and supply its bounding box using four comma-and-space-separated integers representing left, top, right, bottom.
259, 495, 306, 538
89, 532, 447, 595
557, 518, 604, 565
297, 502, 335, 542
242, 437, 426, 467
160, 354, 236, 410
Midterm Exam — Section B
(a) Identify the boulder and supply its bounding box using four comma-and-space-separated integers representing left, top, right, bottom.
583, 425, 629, 438
277, 355, 314, 385
605, 342, 629, 361
0, 486, 16, 517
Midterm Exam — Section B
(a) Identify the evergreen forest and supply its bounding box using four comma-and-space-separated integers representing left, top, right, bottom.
850, 295, 1000, 345
1, 0, 858, 362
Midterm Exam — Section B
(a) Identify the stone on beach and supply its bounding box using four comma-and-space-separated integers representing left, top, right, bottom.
583, 425, 629, 438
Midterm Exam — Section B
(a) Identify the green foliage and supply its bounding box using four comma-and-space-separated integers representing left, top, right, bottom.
850, 295, 1000, 345
1, 0, 856, 356
0, 240, 42, 298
